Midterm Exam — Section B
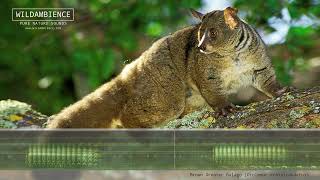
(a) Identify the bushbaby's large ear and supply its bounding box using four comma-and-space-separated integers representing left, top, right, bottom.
223, 7, 238, 30
190, 9, 204, 20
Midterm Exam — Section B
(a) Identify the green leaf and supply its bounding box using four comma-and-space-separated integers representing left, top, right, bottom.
146, 22, 163, 37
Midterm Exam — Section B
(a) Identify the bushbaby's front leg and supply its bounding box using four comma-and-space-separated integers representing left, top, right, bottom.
200, 83, 236, 116
195, 68, 236, 116
253, 65, 287, 98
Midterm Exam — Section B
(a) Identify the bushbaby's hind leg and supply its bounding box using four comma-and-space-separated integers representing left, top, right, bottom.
253, 66, 287, 98
119, 87, 185, 128
119, 97, 185, 128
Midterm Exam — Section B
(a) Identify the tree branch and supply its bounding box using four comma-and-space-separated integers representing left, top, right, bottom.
164, 86, 320, 129
0, 87, 319, 129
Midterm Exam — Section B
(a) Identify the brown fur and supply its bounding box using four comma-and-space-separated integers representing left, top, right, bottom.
47, 7, 285, 128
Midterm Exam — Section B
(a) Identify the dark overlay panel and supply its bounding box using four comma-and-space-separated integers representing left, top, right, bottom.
0, 129, 319, 170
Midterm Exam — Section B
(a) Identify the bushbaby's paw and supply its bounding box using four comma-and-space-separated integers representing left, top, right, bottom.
275, 86, 294, 97
214, 103, 237, 117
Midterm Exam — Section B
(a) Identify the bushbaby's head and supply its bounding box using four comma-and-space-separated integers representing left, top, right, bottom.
191, 7, 241, 55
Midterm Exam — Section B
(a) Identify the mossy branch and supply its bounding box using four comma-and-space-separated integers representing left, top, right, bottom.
0, 87, 319, 129
164, 86, 320, 129
0, 100, 48, 128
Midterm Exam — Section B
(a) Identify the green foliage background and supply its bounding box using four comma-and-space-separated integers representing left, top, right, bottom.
0, 0, 319, 115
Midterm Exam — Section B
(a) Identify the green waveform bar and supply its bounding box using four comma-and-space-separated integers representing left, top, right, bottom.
26, 144, 100, 168
0, 130, 319, 170
211, 143, 314, 169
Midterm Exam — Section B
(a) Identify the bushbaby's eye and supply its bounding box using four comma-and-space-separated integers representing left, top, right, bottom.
209, 29, 217, 38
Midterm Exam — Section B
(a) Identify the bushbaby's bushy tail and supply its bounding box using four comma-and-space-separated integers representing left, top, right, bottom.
47, 79, 126, 128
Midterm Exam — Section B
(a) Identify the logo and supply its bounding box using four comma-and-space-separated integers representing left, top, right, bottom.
12, 8, 74, 30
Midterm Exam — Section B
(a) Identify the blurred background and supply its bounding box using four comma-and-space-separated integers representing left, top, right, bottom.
0, 0, 319, 115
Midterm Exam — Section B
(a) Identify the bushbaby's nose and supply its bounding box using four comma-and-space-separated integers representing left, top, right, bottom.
198, 43, 206, 51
